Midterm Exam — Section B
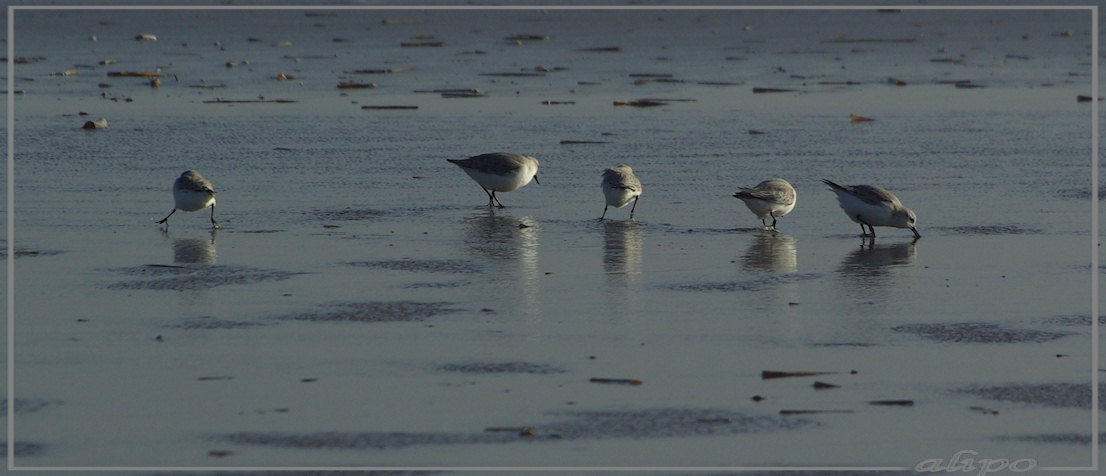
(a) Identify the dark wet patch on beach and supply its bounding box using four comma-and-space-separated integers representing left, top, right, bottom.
5, 249, 65, 259
735, 472, 914, 476
405, 280, 471, 289
1059, 185, 1106, 201
1, 398, 60, 415
309, 207, 390, 221
348, 259, 484, 274
231, 229, 286, 234
274, 301, 459, 323
933, 224, 1044, 235
957, 383, 1102, 409
438, 361, 566, 375
213, 407, 813, 450
107, 264, 304, 291
1042, 314, 1106, 327
150, 471, 439, 476
995, 432, 1103, 445
810, 342, 880, 348
664, 226, 744, 235
0, 442, 46, 458
163, 318, 273, 330
891, 322, 1069, 344
666, 273, 819, 292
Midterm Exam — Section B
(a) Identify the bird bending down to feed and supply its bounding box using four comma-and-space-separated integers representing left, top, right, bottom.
822, 179, 919, 238
447, 152, 540, 208
732, 178, 795, 230
600, 164, 642, 220
156, 170, 218, 228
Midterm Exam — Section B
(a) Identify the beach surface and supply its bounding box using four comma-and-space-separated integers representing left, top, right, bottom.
3, 3, 1101, 471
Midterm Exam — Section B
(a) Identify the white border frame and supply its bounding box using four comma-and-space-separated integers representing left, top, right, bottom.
5, 3, 1099, 472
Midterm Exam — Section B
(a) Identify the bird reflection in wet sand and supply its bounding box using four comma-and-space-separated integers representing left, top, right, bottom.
462, 211, 540, 261
602, 219, 644, 275
600, 219, 644, 319
837, 240, 918, 296
173, 238, 217, 264
836, 241, 915, 305
844, 240, 917, 268
463, 211, 541, 316
162, 228, 218, 264
739, 230, 797, 274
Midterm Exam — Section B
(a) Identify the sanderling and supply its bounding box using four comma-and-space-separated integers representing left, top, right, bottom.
822, 179, 919, 238
732, 178, 795, 229
600, 164, 642, 220
447, 152, 540, 208
156, 170, 218, 228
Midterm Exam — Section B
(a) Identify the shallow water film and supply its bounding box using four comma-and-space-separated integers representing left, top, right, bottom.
4, 3, 1101, 471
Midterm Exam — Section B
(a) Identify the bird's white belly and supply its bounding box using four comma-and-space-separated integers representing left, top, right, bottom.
603, 185, 639, 208
741, 198, 793, 219
835, 193, 894, 226
174, 189, 215, 211
464, 169, 529, 192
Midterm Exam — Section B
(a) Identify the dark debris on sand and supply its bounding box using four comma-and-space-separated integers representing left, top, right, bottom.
438, 361, 566, 375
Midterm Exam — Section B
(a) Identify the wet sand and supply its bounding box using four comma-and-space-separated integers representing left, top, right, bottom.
3, 4, 1101, 472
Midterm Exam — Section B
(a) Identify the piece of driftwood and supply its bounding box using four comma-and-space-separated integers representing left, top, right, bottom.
107, 71, 165, 78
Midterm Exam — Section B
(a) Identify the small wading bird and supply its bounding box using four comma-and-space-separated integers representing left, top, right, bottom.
156, 170, 218, 228
732, 178, 796, 230
447, 152, 540, 208
822, 179, 919, 239
600, 164, 642, 220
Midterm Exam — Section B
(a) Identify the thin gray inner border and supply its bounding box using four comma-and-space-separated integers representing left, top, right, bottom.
5, 3, 1099, 472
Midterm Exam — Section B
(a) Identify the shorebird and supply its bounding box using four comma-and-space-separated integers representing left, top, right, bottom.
447, 152, 540, 208
822, 179, 919, 238
600, 164, 643, 220
156, 170, 218, 228
732, 178, 796, 230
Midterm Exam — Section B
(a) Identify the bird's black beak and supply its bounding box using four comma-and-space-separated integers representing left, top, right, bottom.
911, 227, 921, 239
534, 175, 540, 185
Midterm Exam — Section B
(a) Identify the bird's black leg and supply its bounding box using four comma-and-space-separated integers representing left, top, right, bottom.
156, 209, 176, 225
210, 204, 219, 228
491, 191, 505, 208
770, 217, 778, 229
856, 215, 874, 237
481, 188, 496, 207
